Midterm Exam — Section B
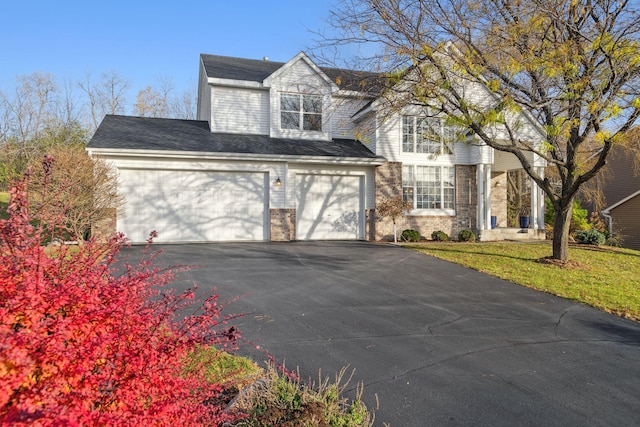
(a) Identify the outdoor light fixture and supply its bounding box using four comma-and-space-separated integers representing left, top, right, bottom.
275, 177, 282, 187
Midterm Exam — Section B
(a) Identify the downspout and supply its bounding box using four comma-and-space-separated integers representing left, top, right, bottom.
602, 209, 613, 236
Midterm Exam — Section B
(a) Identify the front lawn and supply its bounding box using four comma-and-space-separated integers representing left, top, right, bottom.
407, 242, 640, 321
0, 192, 8, 220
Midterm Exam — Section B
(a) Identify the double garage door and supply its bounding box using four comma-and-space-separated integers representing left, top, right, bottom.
119, 169, 267, 243
118, 169, 364, 243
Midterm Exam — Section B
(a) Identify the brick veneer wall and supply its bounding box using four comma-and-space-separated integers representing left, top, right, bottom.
270, 208, 296, 241
374, 163, 479, 241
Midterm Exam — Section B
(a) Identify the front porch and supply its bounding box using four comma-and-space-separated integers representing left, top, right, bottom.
476, 150, 546, 242
478, 227, 545, 241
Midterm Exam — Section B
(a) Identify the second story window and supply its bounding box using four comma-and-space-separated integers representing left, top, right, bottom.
281, 94, 322, 132
402, 116, 460, 155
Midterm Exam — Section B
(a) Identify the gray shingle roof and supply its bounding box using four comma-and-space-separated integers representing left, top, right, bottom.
87, 115, 382, 160
200, 54, 385, 93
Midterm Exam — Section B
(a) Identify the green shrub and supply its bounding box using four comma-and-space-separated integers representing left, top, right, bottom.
545, 198, 590, 232
401, 229, 421, 242
605, 235, 623, 247
575, 229, 606, 245
458, 229, 476, 242
431, 230, 449, 241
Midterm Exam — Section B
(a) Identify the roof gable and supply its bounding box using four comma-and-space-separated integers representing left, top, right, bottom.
263, 52, 338, 91
603, 189, 640, 213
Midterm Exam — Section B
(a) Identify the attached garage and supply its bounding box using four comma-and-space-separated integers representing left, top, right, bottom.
87, 116, 384, 243
119, 169, 268, 243
295, 174, 364, 240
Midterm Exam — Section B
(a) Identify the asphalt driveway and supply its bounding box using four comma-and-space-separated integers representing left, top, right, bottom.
126, 241, 640, 426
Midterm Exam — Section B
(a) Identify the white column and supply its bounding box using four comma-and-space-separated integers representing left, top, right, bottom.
530, 173, 538, 230
477, 164, 485, 229
484, 164, 492, 229
530, 167, 545, 230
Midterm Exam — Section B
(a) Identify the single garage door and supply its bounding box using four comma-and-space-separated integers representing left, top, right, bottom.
296, 174, 363, 240
119, 169, 267, 243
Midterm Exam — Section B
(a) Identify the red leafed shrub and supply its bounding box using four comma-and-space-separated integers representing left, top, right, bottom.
0, 177, 242, 426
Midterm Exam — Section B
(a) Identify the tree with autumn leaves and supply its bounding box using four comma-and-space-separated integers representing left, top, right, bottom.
0, 175, 242, 425
323, 0, 640, 260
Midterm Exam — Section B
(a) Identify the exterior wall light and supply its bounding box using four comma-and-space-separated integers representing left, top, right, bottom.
275, 177, 282, 187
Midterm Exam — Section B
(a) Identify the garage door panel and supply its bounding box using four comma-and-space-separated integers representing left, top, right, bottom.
296, 174, 363, 240
119, 169, 266, 243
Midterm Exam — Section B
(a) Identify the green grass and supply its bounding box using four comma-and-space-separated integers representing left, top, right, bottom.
407, 242, 640, 321
0, 191, 8, 220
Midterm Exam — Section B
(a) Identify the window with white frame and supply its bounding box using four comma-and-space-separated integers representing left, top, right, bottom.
402, 165, 455, 210
280, 93, 322, 131
402, 116, 463, 155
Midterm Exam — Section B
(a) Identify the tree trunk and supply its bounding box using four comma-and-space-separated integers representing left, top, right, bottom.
393, 221, 397, 243
552, 200, 573, 261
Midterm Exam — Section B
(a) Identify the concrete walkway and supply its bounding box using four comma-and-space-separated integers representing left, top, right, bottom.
129, 241, 640, 426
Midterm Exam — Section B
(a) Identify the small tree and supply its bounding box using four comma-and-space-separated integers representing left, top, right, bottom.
28, 143, 125, 242
376, 195, 412, 242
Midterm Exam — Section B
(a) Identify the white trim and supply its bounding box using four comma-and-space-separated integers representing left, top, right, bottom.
263, 52, 339, 91
88, 148, 386, 166
602, 189, 640, 213
207, 78, 265, 89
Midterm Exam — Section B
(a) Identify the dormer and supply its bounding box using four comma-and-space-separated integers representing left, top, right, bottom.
263, 52, 339, 141
197, 52, 341, 141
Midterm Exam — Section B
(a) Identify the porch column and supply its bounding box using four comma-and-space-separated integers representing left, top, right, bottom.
477, 164, 485, 229
476, 164, 492, 230
530, 168, 545, 230
484, 164, 492, 229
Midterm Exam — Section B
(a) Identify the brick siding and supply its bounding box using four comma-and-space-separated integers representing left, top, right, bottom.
374, 162, 480, 241
270, 208, 296, 241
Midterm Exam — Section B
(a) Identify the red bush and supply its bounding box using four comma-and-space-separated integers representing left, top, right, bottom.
0, 177, 242, 426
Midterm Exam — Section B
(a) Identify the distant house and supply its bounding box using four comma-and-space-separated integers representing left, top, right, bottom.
603, 190, 640, 250
87, 52, 546, 243
598, 146, 640, 250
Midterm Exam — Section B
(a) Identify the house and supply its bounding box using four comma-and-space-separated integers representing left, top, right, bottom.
603, 190, 640, 250
87, 52, 547, 243
598, 146, 640, 250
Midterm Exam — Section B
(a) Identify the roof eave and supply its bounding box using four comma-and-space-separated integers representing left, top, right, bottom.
602, 189, 640, 213
87, 147, 386, 166
207, 77, 266, 89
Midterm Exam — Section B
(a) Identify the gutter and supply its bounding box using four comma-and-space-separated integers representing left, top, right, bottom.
601, 209, 613, 236
87, 147, 387, 166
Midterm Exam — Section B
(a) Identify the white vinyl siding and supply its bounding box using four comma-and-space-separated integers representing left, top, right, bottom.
331, 95, 371, 139
210, 86, 269, 134
268, 58, 333, 140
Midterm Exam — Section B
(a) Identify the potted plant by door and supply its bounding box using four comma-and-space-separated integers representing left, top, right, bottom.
518, 207, 530, 229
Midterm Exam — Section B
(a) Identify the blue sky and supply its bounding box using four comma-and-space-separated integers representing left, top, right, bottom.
1, 0, 336, 93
